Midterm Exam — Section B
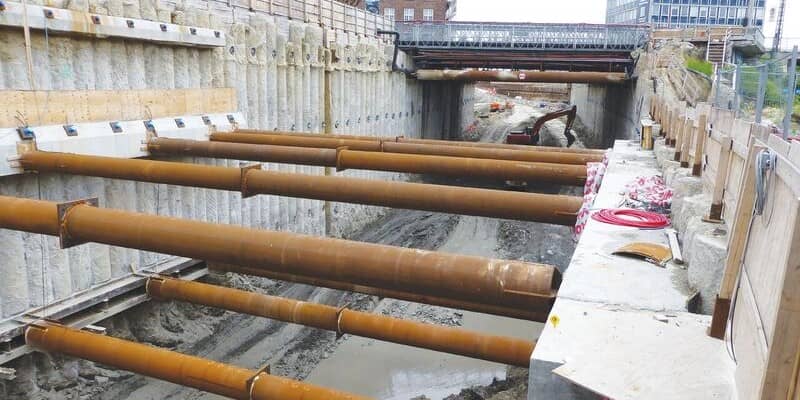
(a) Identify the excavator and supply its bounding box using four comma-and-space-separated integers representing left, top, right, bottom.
506, 105, 577, 147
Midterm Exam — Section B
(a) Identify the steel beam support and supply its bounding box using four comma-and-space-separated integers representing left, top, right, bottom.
20, 151, 581, 225
209, 133, 587, 186
227, 130, 607, 155
334, 147, 587, 186
25, 322, 368, 400
210, 264, 551, 322
414, 69, 628, 84
155, 135, 600, 165
147, 277, 536, 367
0, 196, 558, 312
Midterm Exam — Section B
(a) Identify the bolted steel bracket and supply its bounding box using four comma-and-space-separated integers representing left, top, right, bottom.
57, 198, 99, 249
239, 163, 262, 198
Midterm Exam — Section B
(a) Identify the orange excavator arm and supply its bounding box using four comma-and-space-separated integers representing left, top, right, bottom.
507, 105, 577, 147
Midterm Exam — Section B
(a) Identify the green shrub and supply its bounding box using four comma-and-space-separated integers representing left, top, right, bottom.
685, 57, 713, 77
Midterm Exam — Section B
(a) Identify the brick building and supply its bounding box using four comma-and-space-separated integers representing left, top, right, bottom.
379, 0, 457, 22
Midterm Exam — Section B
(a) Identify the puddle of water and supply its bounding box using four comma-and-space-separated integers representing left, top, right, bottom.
305, 310, 542, 399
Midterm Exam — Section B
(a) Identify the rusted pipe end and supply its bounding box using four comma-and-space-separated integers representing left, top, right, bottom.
497, 260, 561, 300
145, 276, 167, 300
23, 321, 51, 350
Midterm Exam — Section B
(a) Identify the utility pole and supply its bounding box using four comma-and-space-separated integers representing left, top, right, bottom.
773, 0, 786, 54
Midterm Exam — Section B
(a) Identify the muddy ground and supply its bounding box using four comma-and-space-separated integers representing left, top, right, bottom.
3, 91, 585, 400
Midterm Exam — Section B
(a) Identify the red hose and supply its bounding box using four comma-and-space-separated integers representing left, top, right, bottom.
591, 209, 670, 229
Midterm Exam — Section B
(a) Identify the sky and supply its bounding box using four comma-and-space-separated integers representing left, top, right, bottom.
453, 0, 607, 24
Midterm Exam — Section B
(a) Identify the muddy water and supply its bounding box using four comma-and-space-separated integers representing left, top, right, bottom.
305, 217, 544, 399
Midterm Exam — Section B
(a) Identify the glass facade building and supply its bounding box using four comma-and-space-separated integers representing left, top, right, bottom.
606, 0, 766, 28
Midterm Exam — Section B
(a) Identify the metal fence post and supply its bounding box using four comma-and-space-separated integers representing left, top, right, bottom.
714, 66, 722, 108
734, 64, 742, 114
783, 46, 798, 139
755, 64, 768, 124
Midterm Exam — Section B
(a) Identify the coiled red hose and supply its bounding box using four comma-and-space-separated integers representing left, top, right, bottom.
591, 209, 670, 229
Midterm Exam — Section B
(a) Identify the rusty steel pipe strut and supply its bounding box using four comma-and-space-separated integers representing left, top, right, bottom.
234, 129, 606, 156
209, 133, 588, 186
147, 277, 535, 367
154, 135, 598, 166
399, 137, 605, 155
228, 131, 604, 164
211, 264, 551, 322
0, 196, 559, 311
19, 151, 581, 225
414, 69, 629, 84
25, 321, 369, 400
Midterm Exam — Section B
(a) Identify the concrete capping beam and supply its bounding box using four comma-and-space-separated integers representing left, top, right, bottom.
0, 1, 225, 47
0, 112, 243, 176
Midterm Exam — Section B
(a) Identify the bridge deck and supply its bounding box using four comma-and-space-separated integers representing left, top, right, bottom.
397, 22, 650, 72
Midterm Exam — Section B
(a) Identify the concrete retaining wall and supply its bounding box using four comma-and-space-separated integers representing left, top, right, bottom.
0, 0, 471, 323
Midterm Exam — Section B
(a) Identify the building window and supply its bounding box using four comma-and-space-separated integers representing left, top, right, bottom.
423, 8, 434, 21
384, 7, 395, 20
403, 8, 414, 21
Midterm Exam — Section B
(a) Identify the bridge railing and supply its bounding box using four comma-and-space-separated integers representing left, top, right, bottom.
396, 22, 650, 51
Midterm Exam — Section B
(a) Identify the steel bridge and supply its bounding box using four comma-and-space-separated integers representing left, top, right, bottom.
396, 22, 651, 73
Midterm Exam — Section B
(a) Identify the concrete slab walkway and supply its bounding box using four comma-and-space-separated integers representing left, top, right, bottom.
528, 141, 735, 400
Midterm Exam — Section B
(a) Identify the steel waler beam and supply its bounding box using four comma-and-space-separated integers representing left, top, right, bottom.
147, 277, 535, 367
209, 264, 551, 321
25, 321, 369, 400
414, 69, 629, 84
208, 133, 588, 186
0, 196, 558, 312
233, 129, 607, 155
19, 151, 582, 225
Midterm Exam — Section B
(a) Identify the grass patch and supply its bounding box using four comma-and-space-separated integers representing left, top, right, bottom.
686, 57, 713, 77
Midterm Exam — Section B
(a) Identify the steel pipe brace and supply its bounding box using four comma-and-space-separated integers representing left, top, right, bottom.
211, 133, 588, 185
210, 263, 554, 321
0, 195, 559, 311
146, 277, 536, 367
24, 321, 369, 400
232, 129, 606, 156
19, 151, 582, 225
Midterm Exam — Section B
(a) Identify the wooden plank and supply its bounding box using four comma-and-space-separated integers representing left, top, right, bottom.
692, 113, 708, 176
710, 141, 761, 338
674, 114, 686, 159
709, 135, 732, 221
680, 117, 693, 167
723, 121, 755, 222
732, 137, 800, 400
0, 88, 236, 128
732, 269, 770, 398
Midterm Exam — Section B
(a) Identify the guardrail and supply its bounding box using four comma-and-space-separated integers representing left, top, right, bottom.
396, 22, 650, 51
